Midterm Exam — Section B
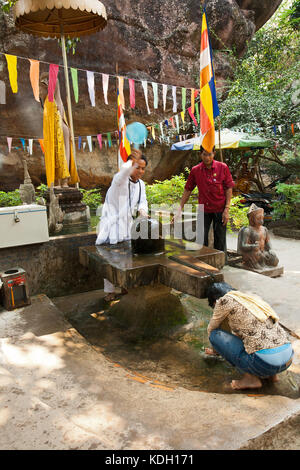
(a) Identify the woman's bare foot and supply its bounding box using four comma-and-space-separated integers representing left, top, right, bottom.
205, 348, 220, 356
231, 373, 262, 390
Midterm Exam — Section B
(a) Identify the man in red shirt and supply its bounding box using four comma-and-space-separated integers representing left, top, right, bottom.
175, 146, 235, 253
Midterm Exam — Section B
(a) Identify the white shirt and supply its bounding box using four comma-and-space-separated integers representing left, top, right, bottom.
96, 160, 148, 245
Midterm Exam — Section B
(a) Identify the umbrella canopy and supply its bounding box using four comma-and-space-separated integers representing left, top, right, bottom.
171, 129, 272, 151
14, 0, 107, 38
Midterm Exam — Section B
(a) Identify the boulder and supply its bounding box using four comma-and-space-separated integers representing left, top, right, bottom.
0, 0, 282, 189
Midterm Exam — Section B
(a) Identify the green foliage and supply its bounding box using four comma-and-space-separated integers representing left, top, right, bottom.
220, 0, 300, 155
79, 188, 102, 210
272, 183, 300, 220
36, 184, 48, 198
227, 196, 249, 233
145, 169, 197, 208
0, 0, 17, 13
146, 173, 249, 232
0, 189, 22, 207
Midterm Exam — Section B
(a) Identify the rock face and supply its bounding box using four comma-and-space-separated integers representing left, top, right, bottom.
0, 0, 282, 190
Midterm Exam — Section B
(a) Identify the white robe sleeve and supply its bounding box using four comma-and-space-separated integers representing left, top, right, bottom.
139, 180, 148, 214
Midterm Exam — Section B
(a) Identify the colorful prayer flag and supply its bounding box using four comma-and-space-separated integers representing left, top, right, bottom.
162, 84, 168, 111
87, 71, 95, 107
172, 86, 177, 113
97, 134, 102, 149
141, 81, 151, 114
29, 59, 40, 102
117, 87, 131, 168
7, 137, 12, 153
71, 68, 79, 103
48, 64, 59, 103
182, 88, 186, 111
118, 76, 125, 109
200, 9, 220, 152
5, 54, 18, 94
152, 82, 158, 109
102, 74, 109, 105
129, 79, 135, 109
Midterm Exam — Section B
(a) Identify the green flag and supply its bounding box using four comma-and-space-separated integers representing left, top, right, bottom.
70, 68, 79, 103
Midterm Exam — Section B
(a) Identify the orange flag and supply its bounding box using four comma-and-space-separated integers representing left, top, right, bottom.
38, 139, 45, 153
29, 59, 40, 102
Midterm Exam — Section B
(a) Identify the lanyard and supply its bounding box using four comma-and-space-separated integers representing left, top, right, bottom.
128, 179, 141, 219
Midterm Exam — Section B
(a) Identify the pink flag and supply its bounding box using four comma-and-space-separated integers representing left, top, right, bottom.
97, 134, 102, 149
188, 107, 198, 127
7, 137, 12, 153
48, 64, 59, 102
129, 79, 135, 109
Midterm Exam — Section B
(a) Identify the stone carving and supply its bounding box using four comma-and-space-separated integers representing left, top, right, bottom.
48, 183, 65, 233
19, 154, 36, 205
237, 204, 279, 270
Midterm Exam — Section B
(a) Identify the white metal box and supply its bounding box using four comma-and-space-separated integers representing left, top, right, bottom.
0, 204, 49, 249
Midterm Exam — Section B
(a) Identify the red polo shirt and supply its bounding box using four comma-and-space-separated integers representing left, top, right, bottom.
185, 160, 235, 213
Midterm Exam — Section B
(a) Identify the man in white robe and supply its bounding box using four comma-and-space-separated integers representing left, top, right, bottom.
96, 149, 148, 300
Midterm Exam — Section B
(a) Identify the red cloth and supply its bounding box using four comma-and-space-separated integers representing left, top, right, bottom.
185, 160, 235, 213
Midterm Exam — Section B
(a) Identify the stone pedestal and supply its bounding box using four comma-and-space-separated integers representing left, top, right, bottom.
107, 284, 187, 338
45, 187, 90, 225
235, 263, 284, 278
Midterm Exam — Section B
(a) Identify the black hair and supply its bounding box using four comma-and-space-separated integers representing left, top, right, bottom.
206, 282, 236, 308
127, 155, 148, 166
200, 146, 215, 154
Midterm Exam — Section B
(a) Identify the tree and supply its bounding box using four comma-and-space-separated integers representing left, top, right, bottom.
219, 0, 300, 182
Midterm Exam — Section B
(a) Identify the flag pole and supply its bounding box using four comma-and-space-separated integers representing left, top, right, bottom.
218, 116, 223, 162
59, 17, 79, 188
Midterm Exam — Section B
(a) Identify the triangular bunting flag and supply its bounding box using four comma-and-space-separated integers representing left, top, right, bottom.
29, 59, 40, 102
5, 54, 18, 93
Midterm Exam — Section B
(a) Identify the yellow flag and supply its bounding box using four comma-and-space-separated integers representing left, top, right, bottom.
5, 54, 18, 93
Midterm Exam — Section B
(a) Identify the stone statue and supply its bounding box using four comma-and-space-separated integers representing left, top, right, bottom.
48, 183, 65, 233
237, 204, 279, 270
19, 154, 36, 205
39, 72, 79, 189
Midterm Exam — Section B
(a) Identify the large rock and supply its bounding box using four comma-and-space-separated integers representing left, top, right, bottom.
0, 0, 282, 190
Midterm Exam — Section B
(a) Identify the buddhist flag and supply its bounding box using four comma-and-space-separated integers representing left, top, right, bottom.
117, 87, 131, 169
200, 10, 219, 152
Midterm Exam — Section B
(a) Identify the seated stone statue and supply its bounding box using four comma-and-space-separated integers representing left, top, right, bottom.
237, 204, 279, 270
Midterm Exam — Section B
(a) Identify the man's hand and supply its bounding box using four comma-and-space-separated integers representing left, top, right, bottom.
130, 148, 142, 161
139, 209, 149, 219
222, 207, 230, 226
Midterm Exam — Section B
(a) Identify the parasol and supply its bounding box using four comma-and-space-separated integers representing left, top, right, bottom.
171, 129, 272, 151
13, 0, 107, 180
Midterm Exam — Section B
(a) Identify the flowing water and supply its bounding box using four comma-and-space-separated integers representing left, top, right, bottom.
53, 290, 300, 398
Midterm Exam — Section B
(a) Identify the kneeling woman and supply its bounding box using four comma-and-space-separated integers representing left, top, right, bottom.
206, 283, 294, 390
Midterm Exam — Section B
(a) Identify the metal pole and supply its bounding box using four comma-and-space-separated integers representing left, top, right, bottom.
59, 22, 79, 187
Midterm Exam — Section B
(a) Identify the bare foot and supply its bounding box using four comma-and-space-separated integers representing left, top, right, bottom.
121, 288, 128, 296
205, 348, 220, 356
231, 373, 262, 390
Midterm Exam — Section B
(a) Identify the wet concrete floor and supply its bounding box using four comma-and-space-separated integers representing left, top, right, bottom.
52, 290, 300, 400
